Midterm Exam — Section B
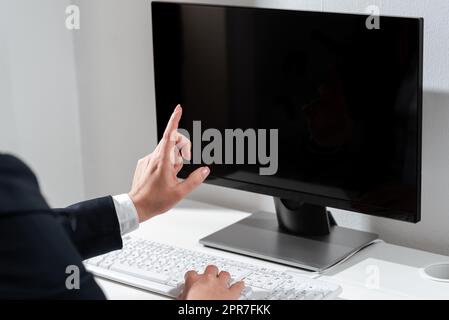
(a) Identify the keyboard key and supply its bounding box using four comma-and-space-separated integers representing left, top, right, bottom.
85, 237, 342, 300
98, 259, 114, 269
110, 263, 170, 284
86, 255, 105, 266
239, 287, 253, 300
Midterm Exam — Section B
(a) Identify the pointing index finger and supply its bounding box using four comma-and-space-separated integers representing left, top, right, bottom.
160, 105, 183, 161
163, 104, 182, 141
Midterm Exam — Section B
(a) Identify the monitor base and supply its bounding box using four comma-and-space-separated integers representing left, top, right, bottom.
200, 212, 379, 272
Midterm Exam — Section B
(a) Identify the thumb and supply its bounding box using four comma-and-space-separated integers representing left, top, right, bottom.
178, 166, 210, 197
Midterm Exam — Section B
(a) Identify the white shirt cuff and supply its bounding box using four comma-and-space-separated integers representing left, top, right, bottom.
112, 194, 139, 235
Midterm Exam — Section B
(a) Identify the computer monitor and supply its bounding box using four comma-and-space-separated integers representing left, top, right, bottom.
152, 2, 423, 271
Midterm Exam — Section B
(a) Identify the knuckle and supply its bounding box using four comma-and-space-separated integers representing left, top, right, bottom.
221, 271, 230, 277
176, 162, 184, 169
153, 154, 163, 164
235, 281, 245, 290
162, 133, 171, 142
164, 130, 176, 141
184, 271, 198, 281
162, 130, 171, 139
172, 188, 184, 200
152, 162, 161, 172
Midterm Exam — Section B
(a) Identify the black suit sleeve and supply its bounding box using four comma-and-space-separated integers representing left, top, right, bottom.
52, 196, 123, 260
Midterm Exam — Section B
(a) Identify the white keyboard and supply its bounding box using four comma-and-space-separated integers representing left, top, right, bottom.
85, 236, 342, 300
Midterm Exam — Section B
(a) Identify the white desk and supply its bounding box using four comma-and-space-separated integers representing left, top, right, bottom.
96, 199, 449, 300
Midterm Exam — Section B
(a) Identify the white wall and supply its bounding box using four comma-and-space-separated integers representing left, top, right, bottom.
0, 0, 85, 207
72, 0, 156, 199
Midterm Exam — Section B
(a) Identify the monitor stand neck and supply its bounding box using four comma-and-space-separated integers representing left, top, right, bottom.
274, 197, 337, 237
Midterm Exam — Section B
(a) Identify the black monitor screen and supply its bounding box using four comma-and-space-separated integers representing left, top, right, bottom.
152, 2, 423, 222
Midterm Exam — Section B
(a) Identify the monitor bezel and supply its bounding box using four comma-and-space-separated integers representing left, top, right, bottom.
151, 1, 423, 223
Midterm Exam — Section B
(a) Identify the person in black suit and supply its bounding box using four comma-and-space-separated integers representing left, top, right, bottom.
0, 105, 244, 299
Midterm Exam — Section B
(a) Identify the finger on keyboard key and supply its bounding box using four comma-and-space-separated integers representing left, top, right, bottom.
239, 287, 253, 300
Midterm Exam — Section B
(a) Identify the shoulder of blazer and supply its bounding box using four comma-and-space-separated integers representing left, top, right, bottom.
0, 153, 50, 214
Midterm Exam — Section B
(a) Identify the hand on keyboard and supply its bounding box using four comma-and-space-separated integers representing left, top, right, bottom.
85, 237, 342, 300
178, 265, 245, 300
